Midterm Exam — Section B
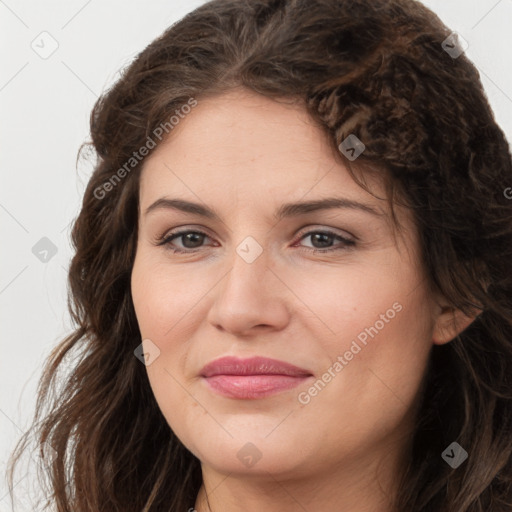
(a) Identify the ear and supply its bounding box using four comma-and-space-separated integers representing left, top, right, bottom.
432, 301, 481, 345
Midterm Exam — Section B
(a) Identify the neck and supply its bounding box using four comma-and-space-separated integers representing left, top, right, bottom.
193, 433, 411, 512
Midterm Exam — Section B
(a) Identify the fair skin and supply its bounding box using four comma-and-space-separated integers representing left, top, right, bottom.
130, 87, 475, 512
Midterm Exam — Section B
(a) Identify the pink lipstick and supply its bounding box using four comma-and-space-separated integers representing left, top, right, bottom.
200, 356, 313, 399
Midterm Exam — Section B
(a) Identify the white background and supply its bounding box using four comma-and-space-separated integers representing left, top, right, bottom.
1, 0, 511, 509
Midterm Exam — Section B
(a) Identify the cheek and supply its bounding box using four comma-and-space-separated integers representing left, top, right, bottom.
131, 254, 210, 340
286, 255, 425, 351
130, 254, 215, 438
301, 285, 433, 454
289, 261, 434, 447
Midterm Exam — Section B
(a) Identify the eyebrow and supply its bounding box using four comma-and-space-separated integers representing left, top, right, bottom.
144, 197, 384, 221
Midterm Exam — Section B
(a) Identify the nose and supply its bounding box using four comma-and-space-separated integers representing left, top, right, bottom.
206, 241, 290, 337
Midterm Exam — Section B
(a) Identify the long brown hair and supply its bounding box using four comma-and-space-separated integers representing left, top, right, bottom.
7, 0, 512, 510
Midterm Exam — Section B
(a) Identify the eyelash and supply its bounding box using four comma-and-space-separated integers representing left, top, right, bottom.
156, 228, 356, 254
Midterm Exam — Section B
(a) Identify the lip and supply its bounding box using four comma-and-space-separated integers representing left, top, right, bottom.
200, 356, 313, 400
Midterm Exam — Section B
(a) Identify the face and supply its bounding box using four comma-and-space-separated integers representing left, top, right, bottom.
130, 88, 440, 480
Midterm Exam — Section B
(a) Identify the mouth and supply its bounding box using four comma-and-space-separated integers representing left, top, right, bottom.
200, 356, 313, 400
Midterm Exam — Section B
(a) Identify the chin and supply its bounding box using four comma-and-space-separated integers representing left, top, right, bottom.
185, 428, 310, 476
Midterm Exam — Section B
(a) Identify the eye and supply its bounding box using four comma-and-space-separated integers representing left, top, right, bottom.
157, 229, 214, 253
156, 228, 356, 254
293, 229, 356, 253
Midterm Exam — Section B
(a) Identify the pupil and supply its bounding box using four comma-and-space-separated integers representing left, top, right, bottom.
312, 233, 331, 248
184, 233, 203, 248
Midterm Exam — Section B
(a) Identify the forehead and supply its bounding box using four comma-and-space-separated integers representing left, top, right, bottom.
139, 88, 387, 209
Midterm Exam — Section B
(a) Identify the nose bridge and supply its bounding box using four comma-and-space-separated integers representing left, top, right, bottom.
225, 233, 271, 297
207, 232, 289, 334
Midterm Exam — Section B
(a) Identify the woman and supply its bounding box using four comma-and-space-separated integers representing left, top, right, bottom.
7, 0, 512, 510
